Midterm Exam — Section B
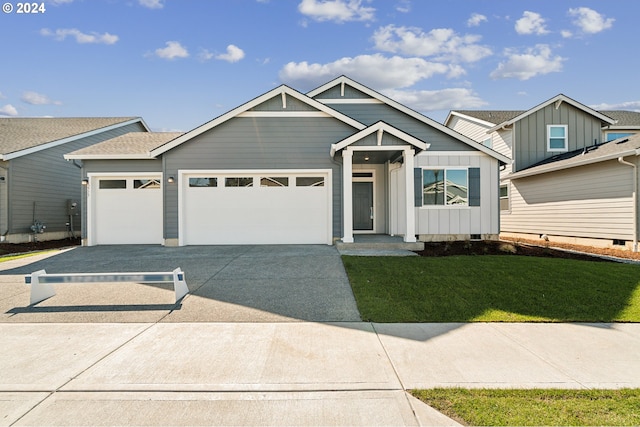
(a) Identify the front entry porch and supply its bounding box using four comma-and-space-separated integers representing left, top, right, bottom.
335, 234, 424, 253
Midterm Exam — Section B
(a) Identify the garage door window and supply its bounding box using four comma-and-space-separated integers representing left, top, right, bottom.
225, 177, 253, 187
260, 177, 288, 187
134, 179, 161, 189
296, 177, 324, 187
99, 179, 126, 189
189, 177, 217, 187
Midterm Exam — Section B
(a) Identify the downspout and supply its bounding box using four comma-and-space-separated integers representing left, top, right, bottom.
618, 156, 638, 251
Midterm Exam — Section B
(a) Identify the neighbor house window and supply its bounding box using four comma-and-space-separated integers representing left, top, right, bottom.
500, 184, 509, 211
423, 169, 468, 206
482, 137, 493, 148
606, 132, 634, 142
547, 125, 568, 152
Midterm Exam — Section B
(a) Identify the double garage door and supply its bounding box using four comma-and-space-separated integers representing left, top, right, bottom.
90, 171, 331, 245
180, 171, 331, 245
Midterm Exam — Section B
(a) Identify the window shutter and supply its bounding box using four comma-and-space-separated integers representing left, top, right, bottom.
414, 168, 423, 207
468, 167, 480, 206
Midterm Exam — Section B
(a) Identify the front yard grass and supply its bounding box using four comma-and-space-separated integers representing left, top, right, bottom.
411, 388, 640, 426
342, 255, 640, 322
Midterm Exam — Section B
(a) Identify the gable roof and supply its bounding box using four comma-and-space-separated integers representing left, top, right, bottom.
506, 133, 640, 180
149, 84, 365, 157
601, 111, 640, 129
307, 76, 509, 163
0, 117, 148, 160
445, 110, 524, 127
65, 132, 183, 160
330, 121, 429, 157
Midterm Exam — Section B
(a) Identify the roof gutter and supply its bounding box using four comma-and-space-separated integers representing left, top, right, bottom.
618, 155, 638, 252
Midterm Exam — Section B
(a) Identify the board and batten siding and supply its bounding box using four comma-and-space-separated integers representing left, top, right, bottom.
502, 160, 635, 240
162, 116, 357, 240
8, 121, 147, 237
414, 152, 500, 238
514, 103, 603, 172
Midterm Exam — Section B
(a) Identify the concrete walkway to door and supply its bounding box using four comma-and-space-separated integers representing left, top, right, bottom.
0, 244, 361, 323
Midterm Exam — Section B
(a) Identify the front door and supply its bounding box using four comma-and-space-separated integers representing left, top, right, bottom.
353, 181, 373, 230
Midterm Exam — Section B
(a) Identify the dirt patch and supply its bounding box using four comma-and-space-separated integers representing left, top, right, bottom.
415, 240, 620, 262
0, 238, 81, 256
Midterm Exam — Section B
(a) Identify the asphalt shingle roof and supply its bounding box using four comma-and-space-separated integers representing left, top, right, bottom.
0, 117, 140, 156
453, 110, 525, 125
600, 110, 640, 127
67, 132, 184, 157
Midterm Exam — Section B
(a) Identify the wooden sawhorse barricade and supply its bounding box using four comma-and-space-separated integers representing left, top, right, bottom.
24, 268, 189, 305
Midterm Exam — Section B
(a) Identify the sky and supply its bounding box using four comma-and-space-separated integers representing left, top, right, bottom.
1, 0, 638, 131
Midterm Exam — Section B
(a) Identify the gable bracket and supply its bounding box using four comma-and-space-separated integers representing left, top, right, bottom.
281, 91, 287, 109
554, 99, 563, 110
377, 128, 383, 146
341, 81, 345, 97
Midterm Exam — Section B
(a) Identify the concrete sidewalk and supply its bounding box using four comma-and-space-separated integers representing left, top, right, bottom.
2, 321, 639, 426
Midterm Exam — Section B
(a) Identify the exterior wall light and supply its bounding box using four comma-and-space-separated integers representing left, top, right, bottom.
81, 179, 89, 185
167, 176, 175, 183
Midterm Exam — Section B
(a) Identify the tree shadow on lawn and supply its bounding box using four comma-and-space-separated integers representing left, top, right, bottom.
343, 243, 640, 323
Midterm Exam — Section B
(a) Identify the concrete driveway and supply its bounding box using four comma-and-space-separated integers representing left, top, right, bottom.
0, 245, 361, 323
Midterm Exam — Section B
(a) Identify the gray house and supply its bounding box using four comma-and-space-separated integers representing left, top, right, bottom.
446, 94, 640, 251
0, 117, 149, 243
66, 76, 508, 246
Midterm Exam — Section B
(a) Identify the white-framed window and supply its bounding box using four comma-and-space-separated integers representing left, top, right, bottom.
482, 137, 493, 149
547, 125, 568, 152
422, 168, 468, 206
499, 184, 509, 211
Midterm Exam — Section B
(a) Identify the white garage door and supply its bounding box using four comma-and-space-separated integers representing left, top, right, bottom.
92, 176, 163, 245
180, 171, 331, 245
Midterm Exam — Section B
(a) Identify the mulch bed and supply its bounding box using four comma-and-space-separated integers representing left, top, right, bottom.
0, 238, 81, 256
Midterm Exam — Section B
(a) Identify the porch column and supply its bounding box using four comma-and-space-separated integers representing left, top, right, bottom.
403, 148, 417, 242
342, 148, 354, 243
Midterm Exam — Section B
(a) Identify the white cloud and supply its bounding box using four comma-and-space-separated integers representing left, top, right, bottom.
372, 25, 492, 63
561, 30, 573, 38
216, 44, 245, 63
382, 88, 487, 112
21, 91, 62, 105
139, 0, 163, 9
568, 7, 614, 34
198, 49, 214, 61
279, 54, 453, 91
298, 0, 375, 23
467, 13, 487, 27
396, 0, 410, 13
590, 100, 640, 111
0, 104, 18, 116
40, 28, 118, 44
490, 44, 565, 80
49, 0, 74, 4
154, 41, 189, 60
515, 11, 549, 35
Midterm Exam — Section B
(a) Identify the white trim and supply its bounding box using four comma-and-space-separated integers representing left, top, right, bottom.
547, 124, 568, 152
352, 168, 376, 234
419, 166, 471, 208
237, 111, 332, 118
403, 148, 417, 242
65, 153, 153, 160
330, 121, 428, 157
342, 150, 354, 243
315, 98, 383, 104
177, 168, 333, 246
150, 85, 365, 157
308, 76, 509, 163
418, 151, 488, 156
445, 111, 497, 128
4, 118, 147, 161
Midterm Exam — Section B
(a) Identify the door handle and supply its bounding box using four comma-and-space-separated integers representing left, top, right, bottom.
370, 207, 373, 219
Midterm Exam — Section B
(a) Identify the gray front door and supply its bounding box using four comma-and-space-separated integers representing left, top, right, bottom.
353, 181, 373, 230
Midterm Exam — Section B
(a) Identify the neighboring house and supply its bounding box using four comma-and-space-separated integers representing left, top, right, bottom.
445, 94, 640, 251
65, 76, 508, 247
0, 117, 149, 243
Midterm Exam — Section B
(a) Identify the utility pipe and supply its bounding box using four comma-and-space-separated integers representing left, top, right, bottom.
618, 156, 638, 252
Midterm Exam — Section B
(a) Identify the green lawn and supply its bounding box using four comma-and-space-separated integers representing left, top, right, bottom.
411, 388, 640, 426
342, 255, 640, 322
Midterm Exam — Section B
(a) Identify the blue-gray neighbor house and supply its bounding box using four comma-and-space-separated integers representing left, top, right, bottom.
65, 76, 508, 246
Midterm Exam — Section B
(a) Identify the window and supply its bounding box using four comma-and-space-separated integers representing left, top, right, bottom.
547, 125, 568, 152
134, 179, 160, 189
606, 132, 633, 142
260, 177, 288, 187
189, 177, 217, 187
225, 177, 253, 187
423, 169, 468, 206
296, 177, 324, 187
482, 137, 493, 149
500, 184, 509, 211
99, 179, 126, 189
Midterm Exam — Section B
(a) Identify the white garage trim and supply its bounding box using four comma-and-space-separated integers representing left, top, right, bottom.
178, 169, 332, 246
87, 173, 163, 246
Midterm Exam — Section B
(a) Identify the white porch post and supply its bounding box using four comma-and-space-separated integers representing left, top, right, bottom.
403, 148, 417, 243
342, 148, 354, 243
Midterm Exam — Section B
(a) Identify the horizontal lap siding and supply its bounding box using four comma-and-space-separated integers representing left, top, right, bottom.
448, 116, 492, 143
163, 117, 356, 239
9, 122, 147, 235
502, 160, 634, 240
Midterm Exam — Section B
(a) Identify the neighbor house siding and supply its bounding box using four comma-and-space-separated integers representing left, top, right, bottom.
414, 152, 500, 239
502, 160, 634, 240
447, 115, 492, 143
514, 103, 603, 172
162, 116, 356, 240
8, 121, 147, 238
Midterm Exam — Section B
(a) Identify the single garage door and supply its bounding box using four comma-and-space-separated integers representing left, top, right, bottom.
92, 176, 163, 245
180, 171, 331, 245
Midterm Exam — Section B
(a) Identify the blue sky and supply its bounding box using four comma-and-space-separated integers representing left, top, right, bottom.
1, 0, 638, 131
